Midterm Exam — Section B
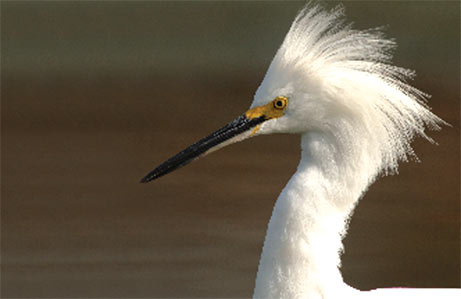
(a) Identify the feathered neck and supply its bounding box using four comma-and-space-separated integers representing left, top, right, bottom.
252, 4, 445, 298
253, 131, 371, 299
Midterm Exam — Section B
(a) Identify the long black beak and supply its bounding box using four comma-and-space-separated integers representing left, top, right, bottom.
140, 114, 267, 183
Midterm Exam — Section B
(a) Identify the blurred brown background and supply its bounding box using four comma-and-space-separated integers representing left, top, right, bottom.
2, 1, 460, 298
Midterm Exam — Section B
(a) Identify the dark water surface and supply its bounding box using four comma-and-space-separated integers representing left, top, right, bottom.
2, 2, 460, 298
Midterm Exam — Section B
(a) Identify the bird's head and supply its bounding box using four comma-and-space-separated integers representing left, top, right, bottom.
141, 4, 444, 183
248, 64, 326, 136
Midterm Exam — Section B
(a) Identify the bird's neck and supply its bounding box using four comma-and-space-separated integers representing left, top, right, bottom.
254, 132, 372, 299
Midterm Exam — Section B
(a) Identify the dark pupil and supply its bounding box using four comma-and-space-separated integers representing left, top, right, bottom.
276, 100, 283, 107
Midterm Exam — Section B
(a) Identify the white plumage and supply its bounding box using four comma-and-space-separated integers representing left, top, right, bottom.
142, 3, 459, 298
251, 4, 452, 298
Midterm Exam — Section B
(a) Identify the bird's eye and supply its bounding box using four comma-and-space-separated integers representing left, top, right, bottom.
273, 96, 288, 110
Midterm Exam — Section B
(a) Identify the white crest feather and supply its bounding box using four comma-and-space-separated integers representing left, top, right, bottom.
254, 4, 445, 176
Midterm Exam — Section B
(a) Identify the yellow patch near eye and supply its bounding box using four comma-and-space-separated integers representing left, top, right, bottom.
245, 96, 289, 120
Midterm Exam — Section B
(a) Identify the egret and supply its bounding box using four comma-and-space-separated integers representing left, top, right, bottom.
141, 4, 459, 298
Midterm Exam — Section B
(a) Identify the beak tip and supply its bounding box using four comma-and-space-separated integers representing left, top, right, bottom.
140, 175, 153, 183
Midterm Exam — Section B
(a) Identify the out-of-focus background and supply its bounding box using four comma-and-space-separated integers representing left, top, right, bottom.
2, 1, 459, 298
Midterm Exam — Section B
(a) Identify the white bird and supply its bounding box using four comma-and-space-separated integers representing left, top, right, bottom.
141, 4, 459, 299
